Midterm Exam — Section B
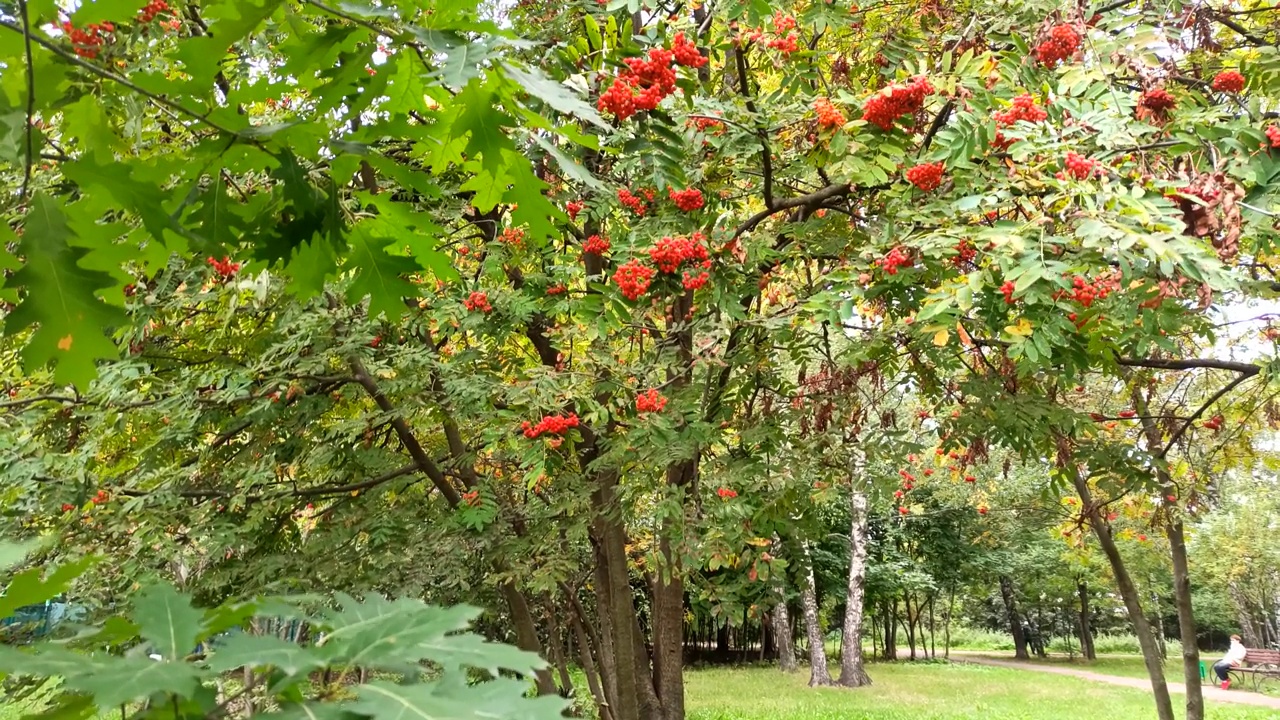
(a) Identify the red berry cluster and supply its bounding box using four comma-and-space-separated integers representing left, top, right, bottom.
636, 388, 668, 413
1067, 275, 1116, 308
61, 21, 112, 59
1211, 70, 1245, 93
499, 227, 525, 246
464, 291, 493, 313
565, 200, 584, 221
138, 0, 172, 22
874, 246, 911, 275
522, 413, 580, 439
207, 256, 241, 278
691, 116, 724, 132
1140, 88, 1176, 111
669, 187, 704, 212
682, 269, 711, 290
546, 284, 567, 296
1203, 414, 1223, 432
1267, 124, 1280, 148
598, 43, 702, 120
717, 487, 738, 499
1035, 24, 1080, 67
953, 241, 977, 267
583, 234, 611, 254
613, 259, 656, 300
91, 489, 109, 504
905, 162, 945, 191
61, 503, 75, 513
671, 32, 707, 68
772, 11, 798, 32
649, 233, 710, 272
992, 94, 1048, 149
461, 490, 482, 507
1061, 151, 1101, 180
618, 187, 653, 216
814, 97, 845, 129
862, 76, 935, 130
767, 33, 799, 54
1000, 280, 1016, 304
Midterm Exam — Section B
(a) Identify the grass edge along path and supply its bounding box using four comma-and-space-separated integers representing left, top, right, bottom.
954, 654, 1280, 710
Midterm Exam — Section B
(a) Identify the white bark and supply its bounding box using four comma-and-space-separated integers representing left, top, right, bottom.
800, 542, 832, 686
837, 490, 872, 687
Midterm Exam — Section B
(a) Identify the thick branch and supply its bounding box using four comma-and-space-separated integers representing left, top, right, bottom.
732, 183, 853, 237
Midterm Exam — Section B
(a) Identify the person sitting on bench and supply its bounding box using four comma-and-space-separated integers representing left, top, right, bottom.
1213, 635, 1247, 689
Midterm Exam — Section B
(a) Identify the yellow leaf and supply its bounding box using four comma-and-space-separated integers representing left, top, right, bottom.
956, 321, 973, 347
1004, 318, 1034, 337
932, 328, 950, 346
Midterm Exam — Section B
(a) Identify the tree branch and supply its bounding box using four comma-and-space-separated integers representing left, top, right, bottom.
18, 0, 35, 203
0, 19, 240, 137
732, 182, 853, 237
1160, 373, 1255, 457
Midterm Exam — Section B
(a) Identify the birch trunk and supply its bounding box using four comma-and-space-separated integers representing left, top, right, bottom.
800, 542, 832, 686
836, 490, 872, 687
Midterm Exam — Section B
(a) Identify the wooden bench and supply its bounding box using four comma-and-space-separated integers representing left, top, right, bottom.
1229, 648, 1280, 691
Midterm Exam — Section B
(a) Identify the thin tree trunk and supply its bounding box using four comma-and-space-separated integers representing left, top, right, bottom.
773, 591, 798, 672
572, 607, 616, 720
545, 597, 574, 697
999, 576, 1030, 660
837, 490, 872, 687
1132, 385, 1204, 720
882, 599, 898, 661
1066, 460, 1175, 720
1077, 579, 1096, 660
943, 586, 955, 659
501, 583, 559, 696
652, 458, 695, 720
800, 542, 832, 686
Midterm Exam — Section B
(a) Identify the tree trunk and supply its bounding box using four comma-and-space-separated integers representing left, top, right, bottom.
836, 490, 872, 687
653, 458, 695, 720
999, 576, 1030, 660
1167, 517, 1203, 720
800, 542, 832, 686
500, 583, 559, 696
571, 606, 616, 720
545, 597, 574, 696
882, 599, 898, 661
773, 594, 798, 672
1067, 461, 1176, 720
1077, 579, 1096, 660
943, 587, 955, 659
1132, 384, 1203, 720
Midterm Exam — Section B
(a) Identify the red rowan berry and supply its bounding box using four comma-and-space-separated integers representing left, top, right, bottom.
636, 388, 668, 413
613, 259, 656, 300
463, 291, 493, 313
583, 234, 611, 255
905, 161, 945, 191
861, 76, 935, 130
1211, 70, 1245, 93
1035, 24, 1080, 67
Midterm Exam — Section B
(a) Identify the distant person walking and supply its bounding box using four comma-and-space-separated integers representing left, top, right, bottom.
1214, 635, 1247, 689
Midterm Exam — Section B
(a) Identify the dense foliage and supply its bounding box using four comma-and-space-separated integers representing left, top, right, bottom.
2, 0, 1280, 719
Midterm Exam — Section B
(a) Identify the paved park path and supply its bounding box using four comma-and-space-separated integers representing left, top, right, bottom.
955, 653, 1280, 710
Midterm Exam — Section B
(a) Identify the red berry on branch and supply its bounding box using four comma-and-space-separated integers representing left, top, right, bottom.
583, 234, 611, 255
1211, 70, 1245, 93
636, 388, 668, 414
463, 291, 493, 313
861, 76, 935, 130
1035, 24, 1080, 67
613, 259, 656, 301
717, 487, 738, 499
814, 97, 845, 129
905, 161, 945, 191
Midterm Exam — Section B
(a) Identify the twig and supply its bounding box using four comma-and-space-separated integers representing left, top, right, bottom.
1161, 373, 1256, 457
18, 0, 35, 202
0, 19, 241, 137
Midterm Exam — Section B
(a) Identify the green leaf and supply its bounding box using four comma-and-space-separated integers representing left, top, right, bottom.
0, 540, 40, 575
61, 155, 180, 246
0, 556, 96, 620
502, 64, 608, 129
205, 634, 325, 676
344, 228, 422, 321
351, 678, 567, 720
0, 646, 204, 708
3, 196, 126, 388
133, 585, 205, 661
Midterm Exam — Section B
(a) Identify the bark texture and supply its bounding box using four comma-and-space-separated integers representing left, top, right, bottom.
800, 543, 832, 686
998, 576, 1030, 660
1077, 579, 1096, 660
837, 491, 872, 687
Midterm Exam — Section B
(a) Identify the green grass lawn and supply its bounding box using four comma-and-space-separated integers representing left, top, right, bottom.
685, 662, 1276, 720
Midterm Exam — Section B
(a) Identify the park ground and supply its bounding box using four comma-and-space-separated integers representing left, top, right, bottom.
685, 659, 1278, 720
